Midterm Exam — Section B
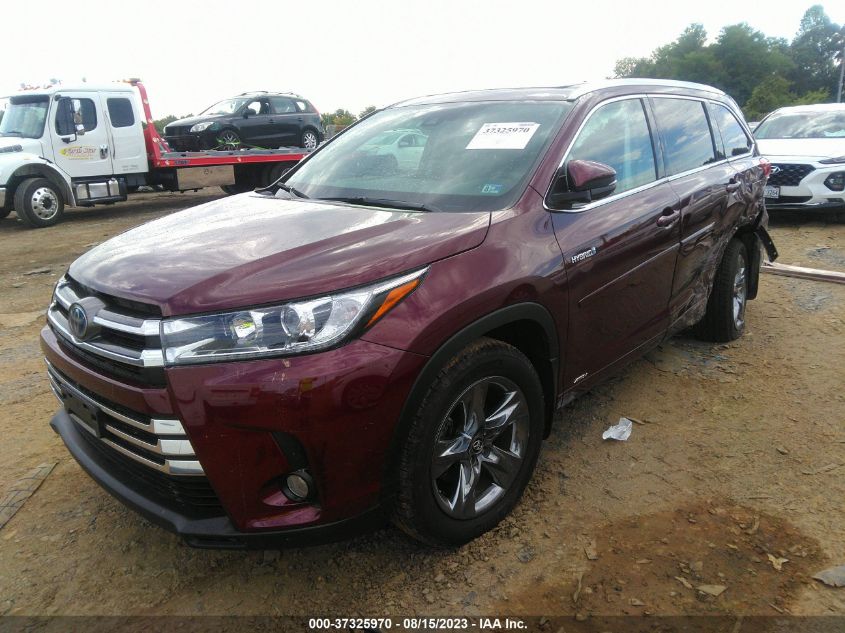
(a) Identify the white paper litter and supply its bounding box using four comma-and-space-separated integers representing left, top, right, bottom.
602, 417, 633, 441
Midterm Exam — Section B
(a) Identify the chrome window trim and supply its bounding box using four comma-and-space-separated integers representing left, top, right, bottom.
544, 93, 737, 215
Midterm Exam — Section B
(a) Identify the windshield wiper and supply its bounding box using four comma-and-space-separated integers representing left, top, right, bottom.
317, 197, 438, 212
255, 181, 309, 199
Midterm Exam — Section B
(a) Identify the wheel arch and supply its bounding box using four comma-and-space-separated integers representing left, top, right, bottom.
7, 163, 74, 207
382, 303, 561, 500
734, 225, 761, 300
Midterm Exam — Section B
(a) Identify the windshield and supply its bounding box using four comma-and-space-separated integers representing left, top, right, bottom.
285, 101, 573, 212
755, 110, 845, 139
200, 98, 248, 116
0, 96, 49, 138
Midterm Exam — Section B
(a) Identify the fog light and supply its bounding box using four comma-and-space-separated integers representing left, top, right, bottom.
824, 172, 845, 192
285, 471, 313, 501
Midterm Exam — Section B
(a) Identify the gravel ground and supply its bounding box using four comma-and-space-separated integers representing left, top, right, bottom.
0, 195, 843, 621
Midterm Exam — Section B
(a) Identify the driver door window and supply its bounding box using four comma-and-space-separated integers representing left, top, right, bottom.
568, 99, 657, 195
55, 98, 97, 136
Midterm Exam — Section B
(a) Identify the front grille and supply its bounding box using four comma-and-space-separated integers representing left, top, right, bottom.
165, 135, 202, 152
769, 164, 815, 187
47, 363, 223, 517
47, 276, 165, 388
766, 195, 812, 204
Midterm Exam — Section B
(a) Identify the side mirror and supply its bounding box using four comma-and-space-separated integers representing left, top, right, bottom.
56, 96, 80, 142
547, 159, 617, 210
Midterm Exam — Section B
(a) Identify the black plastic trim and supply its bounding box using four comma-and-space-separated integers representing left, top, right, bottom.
51, 409, 385, 549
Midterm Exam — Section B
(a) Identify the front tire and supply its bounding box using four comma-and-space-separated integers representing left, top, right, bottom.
393, 338, 544, 545
696, 239, 749, 342
216, 129, 242, 151
13, 178, 65, 228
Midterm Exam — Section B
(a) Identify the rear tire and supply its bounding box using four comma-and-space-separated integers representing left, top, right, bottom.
301, 129, 319, 149
696, 239, 748, 342
13, 178, 65, 228
392, 337, 544, 546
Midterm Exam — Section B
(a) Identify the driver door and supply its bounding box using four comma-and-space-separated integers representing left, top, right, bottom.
49, 94, 114, 178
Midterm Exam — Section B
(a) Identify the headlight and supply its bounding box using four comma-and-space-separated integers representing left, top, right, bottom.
161, 268, 427, 365
189, 122, 216, 133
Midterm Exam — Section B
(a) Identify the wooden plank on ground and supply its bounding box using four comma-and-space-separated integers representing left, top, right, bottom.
761, 261, 845, 285
0, 462, 56, 530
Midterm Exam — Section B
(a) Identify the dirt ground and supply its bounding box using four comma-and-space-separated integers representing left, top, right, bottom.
0, 194, 843, 622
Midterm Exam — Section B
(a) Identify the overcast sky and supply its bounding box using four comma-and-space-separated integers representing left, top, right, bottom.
1, 0, 843, 119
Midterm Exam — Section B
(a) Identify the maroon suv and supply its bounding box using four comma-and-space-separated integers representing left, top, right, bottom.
42, 79, 776, 548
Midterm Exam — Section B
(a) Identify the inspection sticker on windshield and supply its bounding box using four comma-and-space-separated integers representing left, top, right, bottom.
466, 122, 540, 150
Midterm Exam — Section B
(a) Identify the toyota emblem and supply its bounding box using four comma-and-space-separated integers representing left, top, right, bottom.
68, 303, 89, 339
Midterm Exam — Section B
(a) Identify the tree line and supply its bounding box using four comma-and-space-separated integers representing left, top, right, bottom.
614, 5, 844, 120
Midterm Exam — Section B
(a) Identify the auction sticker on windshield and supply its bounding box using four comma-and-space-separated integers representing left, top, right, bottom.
466, 122, 540, 150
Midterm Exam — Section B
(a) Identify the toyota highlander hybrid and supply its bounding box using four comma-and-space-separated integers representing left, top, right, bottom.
41, 79, 776, 548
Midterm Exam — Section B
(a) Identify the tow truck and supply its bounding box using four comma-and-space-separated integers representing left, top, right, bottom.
0, 80, 308, 228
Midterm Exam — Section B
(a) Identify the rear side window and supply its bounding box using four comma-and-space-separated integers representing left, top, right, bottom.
709, 103, 752, 158
270, 97, 296, 114
651, 98, 716, 175
295, 100, 309, 112
107, 98, 135, 128
567, 98, 657, 195
55, 98, 97, 135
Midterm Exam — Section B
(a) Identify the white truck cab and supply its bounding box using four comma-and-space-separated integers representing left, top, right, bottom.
0, 81, 307, 228
0, 84, 147, 226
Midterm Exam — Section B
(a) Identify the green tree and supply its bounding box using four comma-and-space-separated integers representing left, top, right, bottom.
789, 5, 841, 95
744, 76, 830, 120
320, 109, 357, 127
359, 105, 377, 118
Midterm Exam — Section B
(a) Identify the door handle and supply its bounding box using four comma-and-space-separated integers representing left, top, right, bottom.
99, 144, 109, 159
656, 208, 680, 227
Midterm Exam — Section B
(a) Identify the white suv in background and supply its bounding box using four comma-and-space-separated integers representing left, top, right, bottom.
754, 104, 845, 211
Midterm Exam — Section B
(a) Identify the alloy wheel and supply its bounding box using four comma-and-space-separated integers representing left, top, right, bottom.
303, 131, 318, 149
431, 377, 529, 519
217, 130, 241, 150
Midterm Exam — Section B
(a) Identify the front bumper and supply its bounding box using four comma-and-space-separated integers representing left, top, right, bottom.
764, 160, 845, 211
41, 326, 427, 546
50, 408, 384, 548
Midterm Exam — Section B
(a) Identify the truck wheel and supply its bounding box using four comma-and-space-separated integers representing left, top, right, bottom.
696, 239, 748, 342
392, 338, 544, 545
0, 207, 11, 220
301, 129, 319, 149
264, 163, 292, 186
13, 178, 65, 228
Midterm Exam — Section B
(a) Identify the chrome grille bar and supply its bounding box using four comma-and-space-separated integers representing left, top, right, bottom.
51, 278, 164, 367
46, 361, 203, 476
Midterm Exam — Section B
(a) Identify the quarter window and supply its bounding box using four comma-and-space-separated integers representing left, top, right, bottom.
568, 98, 657, 195
709, 103, 752, 158
55, 98, 97, 135
651, 98, 716, 175
106, 98, 135, 128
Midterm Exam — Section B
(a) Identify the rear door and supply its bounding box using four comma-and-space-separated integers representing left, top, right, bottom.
100, 92, 147, 175
269, 97, 302, 147
651, 97, 749, 329
50, 93, 113, 178
550, 96, 681, 388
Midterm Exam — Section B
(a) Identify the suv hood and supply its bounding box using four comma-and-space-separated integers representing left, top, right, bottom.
69, 194, 490, 316
756, 138, 845, 160
164, 114, 230, 130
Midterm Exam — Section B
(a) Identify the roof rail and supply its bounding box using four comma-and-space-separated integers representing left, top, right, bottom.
238, 90, 305, 99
